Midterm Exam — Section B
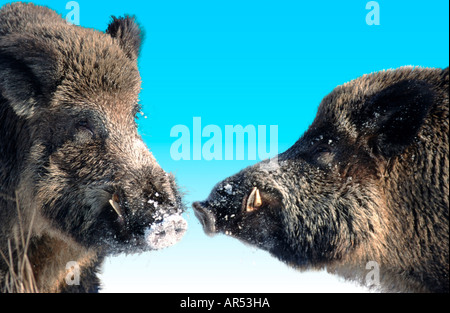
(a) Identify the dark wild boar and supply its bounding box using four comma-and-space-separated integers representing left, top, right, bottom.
194, 67, 449, 293
0, 3, 186, 292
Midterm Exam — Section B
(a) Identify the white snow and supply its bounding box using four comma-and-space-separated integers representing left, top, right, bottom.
224, 183, 233, 195
145, 215, 188, 250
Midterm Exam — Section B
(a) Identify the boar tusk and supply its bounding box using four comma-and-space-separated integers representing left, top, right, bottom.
109, 199, 123, 218
254, 188, 262, 208
246, 187, 262, 212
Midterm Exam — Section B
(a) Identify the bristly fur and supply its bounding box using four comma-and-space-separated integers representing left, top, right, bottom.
106, 15, 143, 60
194, 66, 449, 293
0, 3, 183, 292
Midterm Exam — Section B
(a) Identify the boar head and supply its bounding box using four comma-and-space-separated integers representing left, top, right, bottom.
193, 68, 446, 275
0, 8, 186, 254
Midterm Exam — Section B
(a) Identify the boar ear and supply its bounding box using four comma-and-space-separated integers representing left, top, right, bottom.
106, 15, 142, 60
0, 35, 60, 118
363, 79, 434, 158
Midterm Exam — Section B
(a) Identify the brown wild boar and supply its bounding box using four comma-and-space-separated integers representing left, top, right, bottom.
194, 67, 449, 293
0, 3, 186, 292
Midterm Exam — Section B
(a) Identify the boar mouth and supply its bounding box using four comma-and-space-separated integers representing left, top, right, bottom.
99, 190, 187, 251
192, 201, 216, 235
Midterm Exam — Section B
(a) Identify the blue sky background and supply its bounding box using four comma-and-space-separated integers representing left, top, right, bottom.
1, 0, 448, 292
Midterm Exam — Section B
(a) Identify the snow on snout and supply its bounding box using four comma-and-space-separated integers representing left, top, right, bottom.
145, 215, 187, 250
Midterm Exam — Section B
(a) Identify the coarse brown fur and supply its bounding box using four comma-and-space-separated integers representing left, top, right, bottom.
1, 3, 185, 292
194, 66, 449, 293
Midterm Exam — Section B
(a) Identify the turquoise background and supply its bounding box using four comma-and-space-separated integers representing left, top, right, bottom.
1, 0, 448, 292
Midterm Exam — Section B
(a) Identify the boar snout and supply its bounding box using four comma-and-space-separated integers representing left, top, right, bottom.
145, 215, 188, 250
193, 201, 216, 236
102, 166, 187, 251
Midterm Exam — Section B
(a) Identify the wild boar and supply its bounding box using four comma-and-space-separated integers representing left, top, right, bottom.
0, 3, 186, 292
193, 67, 449, 293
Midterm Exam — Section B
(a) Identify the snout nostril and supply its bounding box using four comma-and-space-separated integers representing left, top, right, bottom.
145, 215, 187, 250
192, 201, 216, 235
192, 202, 207, 219
192, 201, 203, 211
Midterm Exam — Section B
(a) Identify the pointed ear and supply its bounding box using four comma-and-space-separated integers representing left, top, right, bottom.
0, 35, 60, 118
106, 15, 143, 60
361, 79, 435, 158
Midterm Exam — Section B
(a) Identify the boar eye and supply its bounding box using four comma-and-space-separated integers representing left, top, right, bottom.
314, 145, 331, 154
314, 145, 334, 166
75, 120, 95, 141
77, 120, 93, 132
